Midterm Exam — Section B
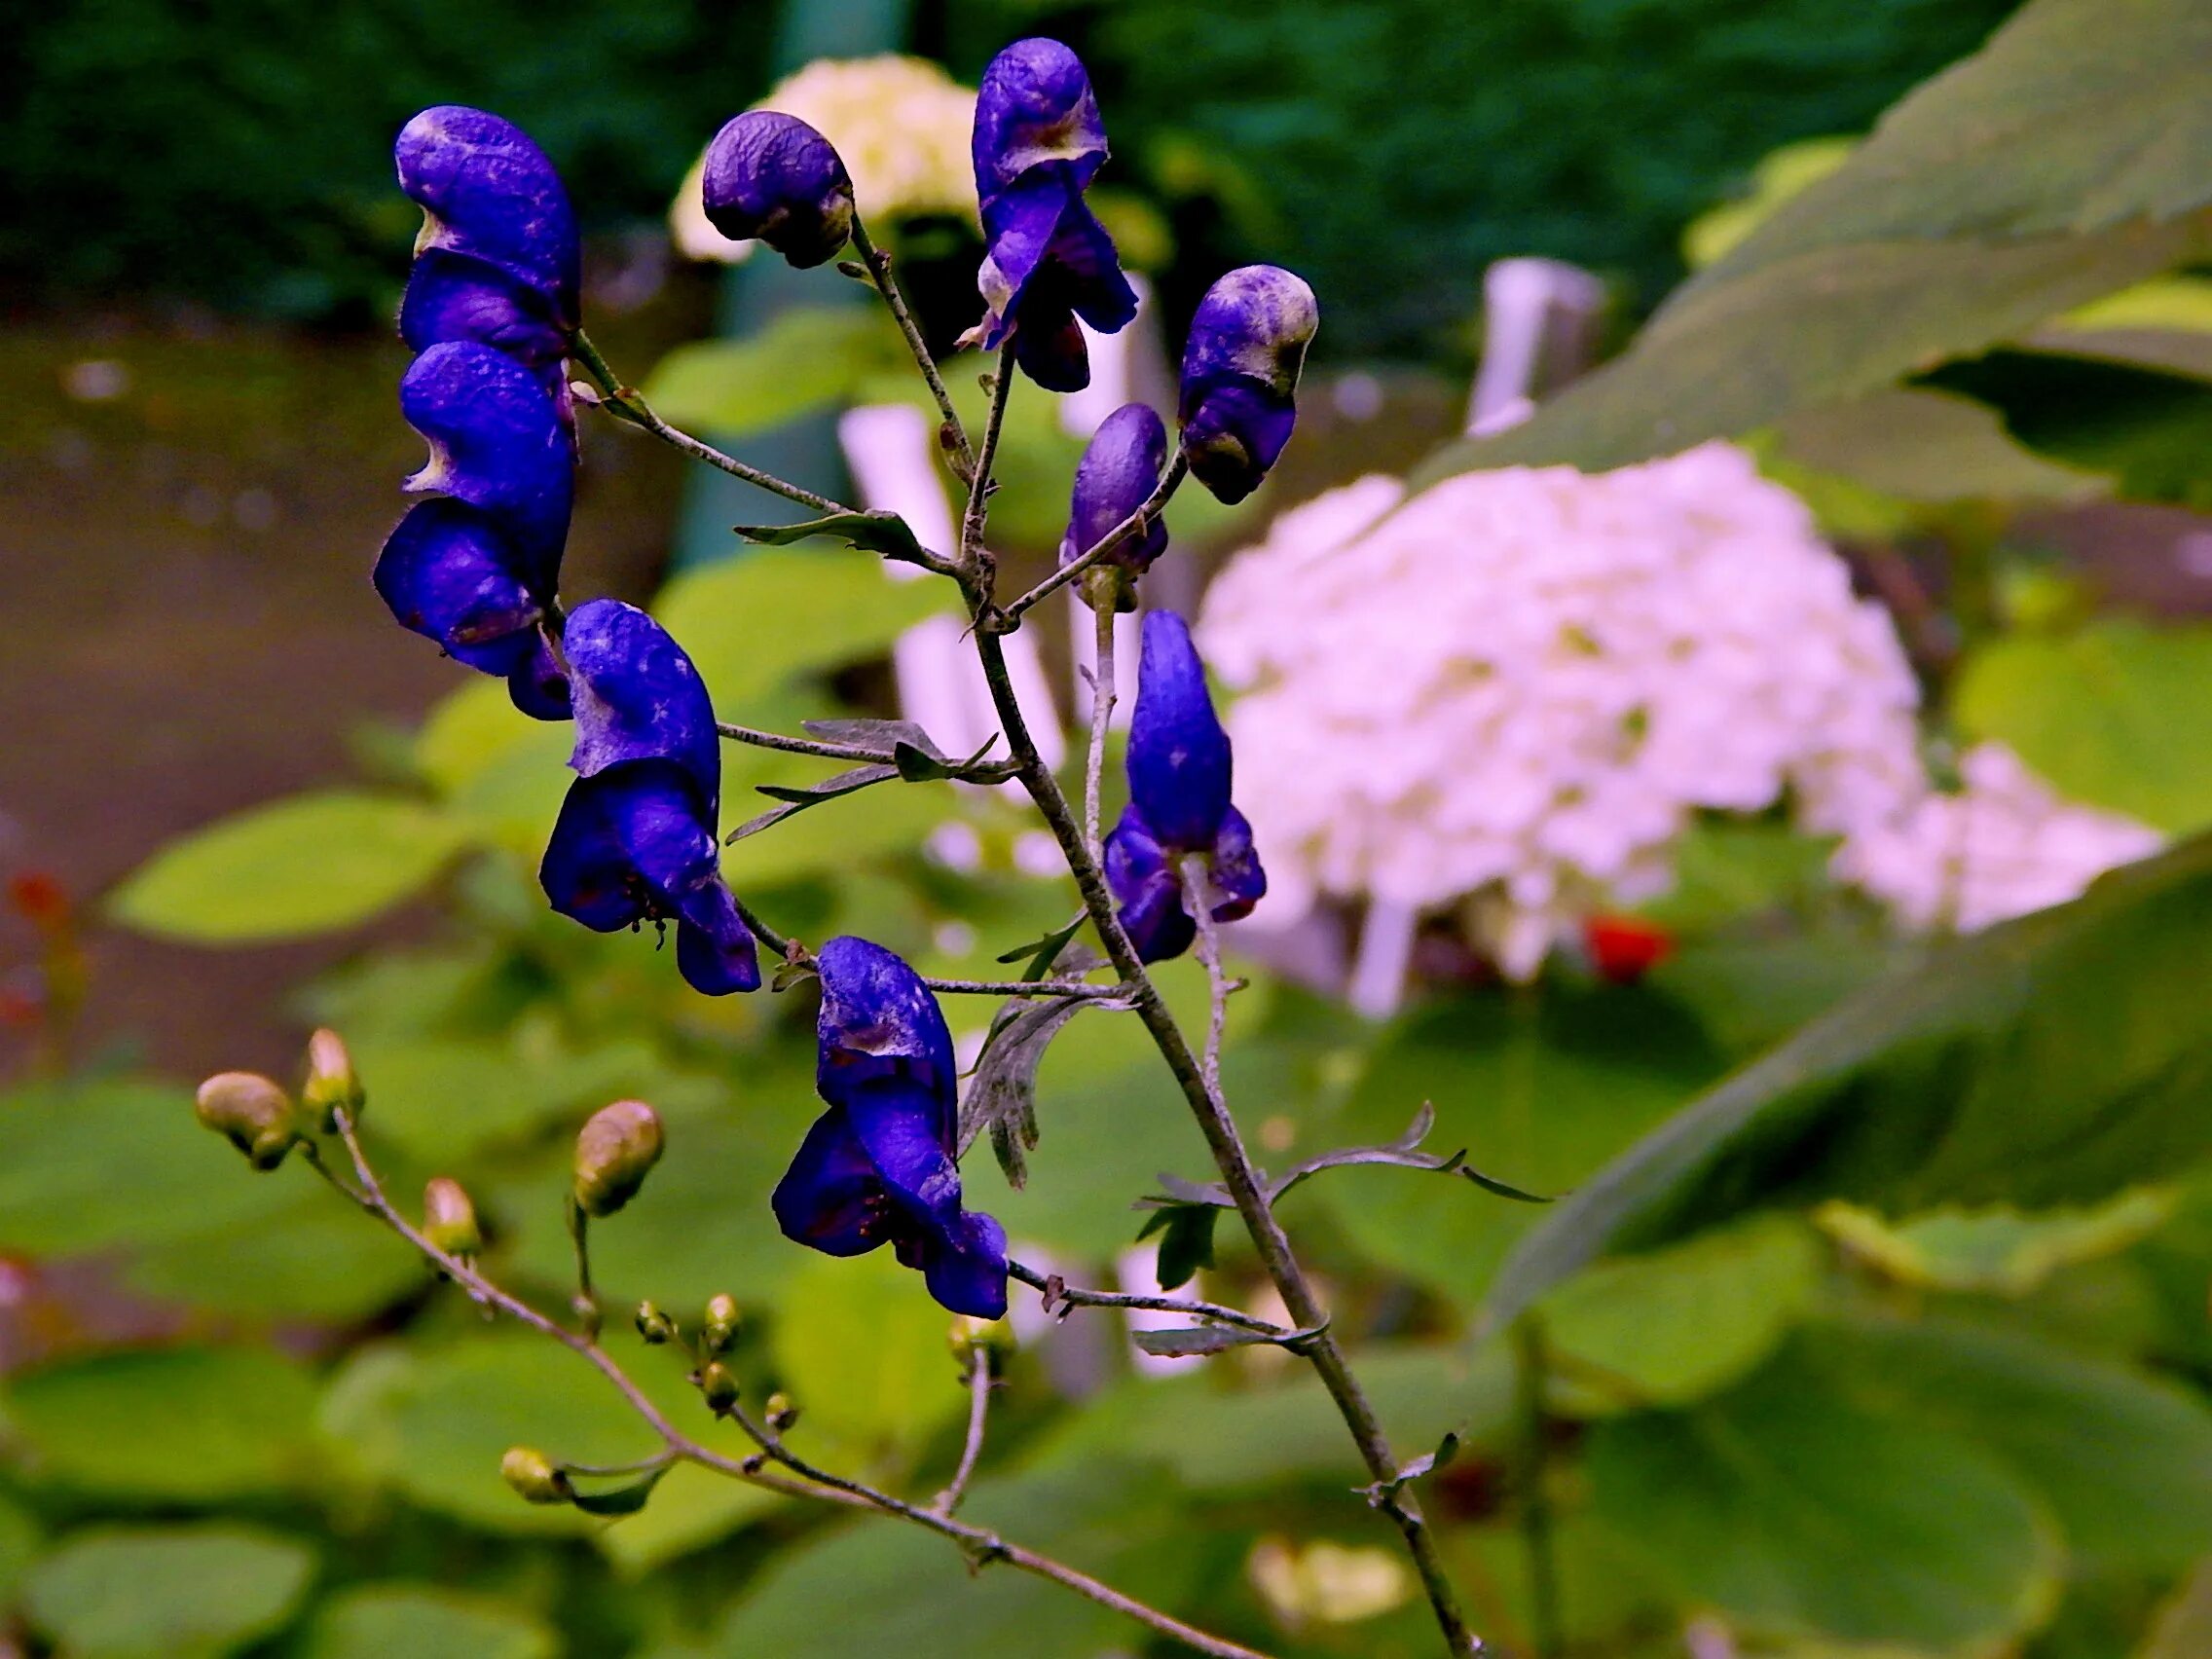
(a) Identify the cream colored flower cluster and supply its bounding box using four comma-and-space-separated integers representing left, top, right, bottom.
1197, 443, 2151, 977
672, 55, 977, 262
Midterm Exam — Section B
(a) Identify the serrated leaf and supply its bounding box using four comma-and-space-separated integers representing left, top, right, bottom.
994, 912, 1088, 977
1135, 1203, 1219, 1292
734, 510, 936, 571
109, 791, 465, 943
958, 995, 1089, 1186
23, 1524, 316, 1659
1482, 829, 2212, 1331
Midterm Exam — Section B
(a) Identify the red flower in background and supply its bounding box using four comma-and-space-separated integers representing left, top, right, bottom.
1583, 913, 1674, 984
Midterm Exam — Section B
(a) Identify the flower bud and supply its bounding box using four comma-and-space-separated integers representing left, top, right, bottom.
1062, 403, 1170, 604
571, 1100, 664, 1218
702, 1293, 742, 1355
1178, 265, 1318, 504
764, 1390, 800, 1433
698, 1362, 740, 1414
194, 1072, 300, 1170
500, 1445, 572, 1505
701, 112, 854, 269
422, 1177, 483, 1257
301, 1028, 364, 1129
948, 1313, 1015, 1360
635, 1302, 678, 1345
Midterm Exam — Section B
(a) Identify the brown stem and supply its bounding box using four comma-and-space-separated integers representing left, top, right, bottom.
1008, 1258, 1285, 1337
849, 213, 976, 480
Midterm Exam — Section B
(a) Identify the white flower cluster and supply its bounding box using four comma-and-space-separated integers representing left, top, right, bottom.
1830, 742, 2161, 933
671, 55, 978, 262
1198, 442, 2157, 977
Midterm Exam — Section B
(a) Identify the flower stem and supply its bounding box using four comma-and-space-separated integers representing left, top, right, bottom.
1008, 1258, 1285, 1337
933, 1346, 994, 1517
849, 213, 976, 480
993, 455, 1188, 627
1084, 595, 1118, 866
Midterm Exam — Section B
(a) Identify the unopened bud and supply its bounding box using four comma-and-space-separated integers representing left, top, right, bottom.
698, 1362, 740, 1414
764, 1390, 799, 1433
301, 1028, 364, 1128
635, 1302, 678, 1345
195, 1072, 300, 1170
501, 1446, 572, 1505
949, 1313, 1015, 1360
422, 1177, 482, 1257
702, 1293, 741, 1354
571, 1100, 664, 1217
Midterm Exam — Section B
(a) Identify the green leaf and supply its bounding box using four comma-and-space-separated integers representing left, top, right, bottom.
22, 1524, 316, 1659
0, 1493, 42, 1604
1537, 1214, 1821, 1414
1135, 1202, 1219, 1292
122, 1191, 427, 1322
1481, 830, 2212, 1330
651, 548, 955, 708
1817, 1188, 2175, 1296
640, 308, 897, 438
1588, 1347, 2059, 1650
1954, 619, 2212, 831
1771, 387, 2107, 501
593, 1459, 781, 1577
300, 1585, 556, 1659
109, 791, 464, 943
1322, 984, 1722, 1301
732, 511, 937, 571
2140, 1559, 2212, 1659
5, 1346, 318, 1502
1796, 1314, 2212, 1573
769, 1250, 970, 1463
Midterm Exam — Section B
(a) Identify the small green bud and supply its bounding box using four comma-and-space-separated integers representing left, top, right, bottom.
422, 1177, 482, 1257
571, 1100, 664, 1218
635, 1302, 678, 1345
702, 1293, 742, 1354
194, 1072, 300, 1170
948, 1314, 1015, 1363
301, 1027, 365, 1128
764, 1390, 799, 1433
697, 1362, 740, 1414
500, 1446, 571, 1505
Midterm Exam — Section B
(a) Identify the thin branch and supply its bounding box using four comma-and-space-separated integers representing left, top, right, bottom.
1084, 598, 1118, 866
923, 977, 1120, 1000
849, 212, 975, 480
1181, 858, 1234, 1107
934, 1348, 994, 1517
314, 1110, 1272, 1659
570, 331, 849, 516
991, 454, 1189, 628
960, 342, 1017, 578
1008, 1258, 1285, 1338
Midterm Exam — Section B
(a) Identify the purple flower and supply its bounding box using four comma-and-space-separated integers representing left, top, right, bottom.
1103, 611, 1266, 962
375, 342, 572, 718
394, 107, 578, 390
966, 38, 1137, 392
701, 111, 855, 268
1061, 403, 1169, 584
772, 938, 1008, 1317
1178, 265, 1318, 503
538, 601, 760, 995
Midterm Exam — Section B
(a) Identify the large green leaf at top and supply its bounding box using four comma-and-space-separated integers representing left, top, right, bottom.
109, 791, 464, 943
1954, 620, 2212, 832
1481, 830, 2212, 1330
22, 1524, 316, 1659
299, 1585, 555, 1659
641, 307, 901, 440
1320, 983, 1723, 1301
5, 1346, 318, 1503
1770, 387, 2107, 503
1589, 1342, 2059, 1651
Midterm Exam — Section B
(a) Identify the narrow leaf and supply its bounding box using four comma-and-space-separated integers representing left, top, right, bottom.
734, 511, 935, 571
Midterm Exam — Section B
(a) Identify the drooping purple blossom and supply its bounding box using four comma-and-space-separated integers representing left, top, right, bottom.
375, 341, 572, 718
966, 38, 1137, 392
1178, 265, 1318, 503
1104, 611, 1266, 962
1061, 402, 1169, 586
538, 601, 760, 995
772, 937, 1008, 1317
701, 111, 856, 269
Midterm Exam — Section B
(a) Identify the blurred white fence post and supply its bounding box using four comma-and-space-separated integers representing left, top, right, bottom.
1346, 257, 1606, 1020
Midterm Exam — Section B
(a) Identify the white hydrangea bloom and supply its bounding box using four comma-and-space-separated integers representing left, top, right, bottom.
1199, 444, 1934, 977
671, 55, 977, 262
1830, 742, 2162, 934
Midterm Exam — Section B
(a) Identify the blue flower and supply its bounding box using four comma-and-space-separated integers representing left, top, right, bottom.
375, 341, 572, 718
1062, 402, 1169, 590
394, 107, 578, 394
1178, 265, 1318, 503
1103, 611, 1266, 962
538, 600, 760, 995
966, 38, 1137, 392
701, 111, 855, 269
772, 938, 1008, 1317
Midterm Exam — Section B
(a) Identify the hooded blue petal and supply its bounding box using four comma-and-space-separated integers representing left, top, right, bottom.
972, 38, 1107, 199
395, 105, 578, 325
399, 341, 571, 576
400, 247, 572, 387
920, 1211, 1010, 1319
1178, 266, 1318, 504
373, 498, 546, 675
1126, 610, 1233, 854
1103, 804, 1197, 964
813, 936, 957, 1131
507, 630, 574, 721
673, 877, 762, 995
772, 1106, 893, 1257
562, 600, 720, 816
1063, 402, 1169, 571
702, 111, 854, 269
845, 1078, 963, 1233
1209, 805, 1268, 921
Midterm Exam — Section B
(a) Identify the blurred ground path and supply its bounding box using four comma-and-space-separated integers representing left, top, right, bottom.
0, 313, 681, 1081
